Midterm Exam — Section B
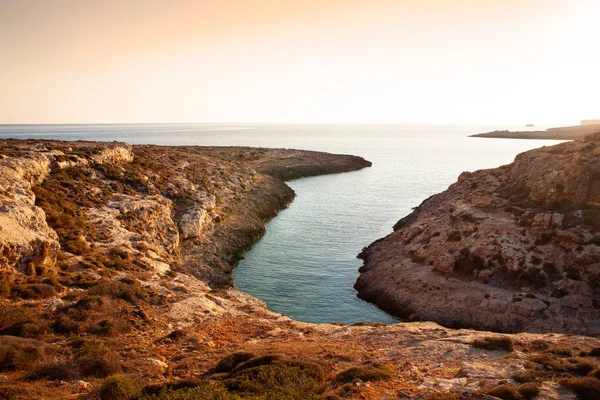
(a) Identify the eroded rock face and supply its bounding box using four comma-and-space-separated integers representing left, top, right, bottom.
0, 153, 59, 276
0, 142, 134, 279
87, 193, 180, 260
179, 207, 211, 240
356, 134, 600, 336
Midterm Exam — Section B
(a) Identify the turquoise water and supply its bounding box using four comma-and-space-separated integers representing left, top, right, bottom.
0, 124, 560, 324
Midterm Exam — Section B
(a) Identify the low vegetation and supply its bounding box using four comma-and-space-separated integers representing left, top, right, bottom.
472, 336, 514, 352
335, 361, 392, 383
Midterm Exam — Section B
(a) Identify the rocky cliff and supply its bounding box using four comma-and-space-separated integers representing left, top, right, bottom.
356, 133, 600, 337
1, 139, 600, 400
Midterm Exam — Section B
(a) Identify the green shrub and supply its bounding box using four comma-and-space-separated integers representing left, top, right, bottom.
140, 382, 239, 400
335, 362, 392, 383
99, 375, 141, 400
473, 336, 514, 352
225, 359, 326, 396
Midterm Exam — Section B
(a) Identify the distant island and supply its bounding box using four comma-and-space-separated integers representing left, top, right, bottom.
471, 120, 600, 140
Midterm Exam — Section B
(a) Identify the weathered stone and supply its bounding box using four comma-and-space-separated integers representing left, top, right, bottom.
179, 206, 211, 240
356, 134, 600, 336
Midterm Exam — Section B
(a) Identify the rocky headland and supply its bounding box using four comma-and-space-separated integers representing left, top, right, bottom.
356, 133, 600, 337
1, 138, 600, 400
471, 123, 600, 140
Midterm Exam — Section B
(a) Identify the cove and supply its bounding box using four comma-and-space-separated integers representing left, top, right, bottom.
232, 171, 398, 324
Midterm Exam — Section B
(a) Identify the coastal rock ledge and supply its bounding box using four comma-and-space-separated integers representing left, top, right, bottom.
356, 133, 600, 336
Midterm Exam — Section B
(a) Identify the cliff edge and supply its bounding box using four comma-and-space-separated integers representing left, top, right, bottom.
356, 133, 600, 336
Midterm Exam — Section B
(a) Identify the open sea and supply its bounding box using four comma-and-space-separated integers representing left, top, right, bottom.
0, 124, 562, 324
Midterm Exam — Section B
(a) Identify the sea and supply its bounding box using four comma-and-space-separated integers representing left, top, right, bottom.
0, 124, 562, 324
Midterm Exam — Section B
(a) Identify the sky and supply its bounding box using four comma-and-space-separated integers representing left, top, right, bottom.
0, 0, 599, 125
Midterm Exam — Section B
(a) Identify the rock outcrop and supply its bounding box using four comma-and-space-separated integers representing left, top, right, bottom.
356, 133, 600, 336
0, 142, 134, 279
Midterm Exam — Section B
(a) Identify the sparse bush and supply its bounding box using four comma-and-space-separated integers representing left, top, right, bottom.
517, 382, 541, 399
29, 362, 76, 381
528, 339, 549, 351
64, 237, 90, 255
559, 377, 600, 400
14, 283, 56, 299
225, 359, 327, 397
473, 336, 514, 352
589, 347, 600, 357
549, 347, 572, 356
18, 320, 50, 338
480, 384, 522, 400
232, 355, 281, 372
527, 353, 596, 376
140, 381, 238, 400
589, 368, 600, 379
87, 279, 149, 303
0, 278, 11, 297
511, 371, 534, 383
335, 361, 392, 383
421, 394, 461, 400
0, 305, 28, 331
99, 375, 141, 400
0, 336, 49, 371
215, 352, 255, 373
73, 340, 121, 377
88, 317, 132, 337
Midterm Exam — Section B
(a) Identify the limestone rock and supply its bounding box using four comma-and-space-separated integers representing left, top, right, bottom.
356, 134, 600, 336
0, 153, 59, 277
179, 206, 211, 240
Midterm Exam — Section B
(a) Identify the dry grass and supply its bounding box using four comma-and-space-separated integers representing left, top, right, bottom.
472, 336, 514, 352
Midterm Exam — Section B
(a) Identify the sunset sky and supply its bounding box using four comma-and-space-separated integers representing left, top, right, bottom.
1, 0, 598, 125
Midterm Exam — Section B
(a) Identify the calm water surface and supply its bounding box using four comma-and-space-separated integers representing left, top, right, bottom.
0, 124, 561, 324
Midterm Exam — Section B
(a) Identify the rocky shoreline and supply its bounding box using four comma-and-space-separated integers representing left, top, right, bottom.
1, 138, 600, 399
356, 134, 600, 337
471, 124, 600, 140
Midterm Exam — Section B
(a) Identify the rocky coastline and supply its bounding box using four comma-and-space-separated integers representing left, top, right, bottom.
356, 134, 600, 337
471, 124, 600, 140
1, 138, 600, 399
